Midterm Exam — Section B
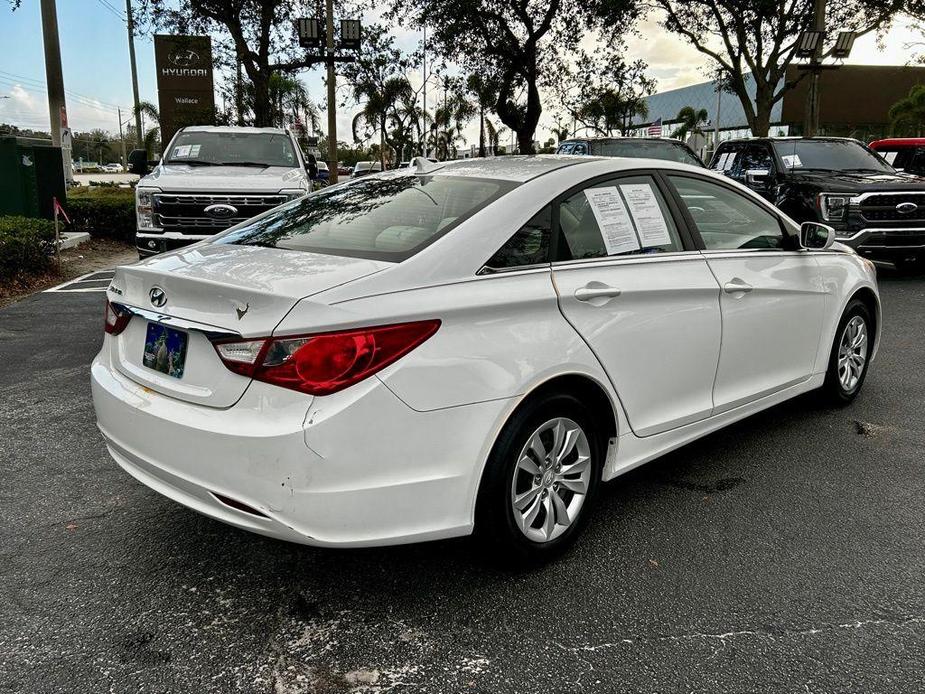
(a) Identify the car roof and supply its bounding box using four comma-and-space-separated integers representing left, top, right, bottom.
869, 138, 925, 147
561, 137, 686, 145
180, 126, 289, 135
416, 155, 588, 182
718, 136, 861, 145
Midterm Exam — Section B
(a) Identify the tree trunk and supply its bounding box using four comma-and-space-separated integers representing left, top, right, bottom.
479, 107, 485, 158
251, 72, 272, 127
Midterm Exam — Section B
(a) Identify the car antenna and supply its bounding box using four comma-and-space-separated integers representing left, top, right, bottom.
410, 156, 440, 174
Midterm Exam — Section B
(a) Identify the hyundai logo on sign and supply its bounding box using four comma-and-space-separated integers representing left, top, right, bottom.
149, 287, 167, 308
204, 203, 238, 219
896, 202, 918, 214
168, 48, 200, 68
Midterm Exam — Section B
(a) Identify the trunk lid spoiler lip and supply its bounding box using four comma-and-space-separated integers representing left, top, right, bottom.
111, 302, 242, 341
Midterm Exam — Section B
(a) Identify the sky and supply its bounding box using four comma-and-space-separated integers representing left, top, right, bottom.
0, 2, 922, 149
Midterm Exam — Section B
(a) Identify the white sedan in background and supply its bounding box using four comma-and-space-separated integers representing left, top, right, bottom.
92, 156, 880, 562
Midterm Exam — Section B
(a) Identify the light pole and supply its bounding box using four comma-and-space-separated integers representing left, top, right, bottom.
797, 0, 855, 137
295, 15, 362, 184
39, 0, 72, 182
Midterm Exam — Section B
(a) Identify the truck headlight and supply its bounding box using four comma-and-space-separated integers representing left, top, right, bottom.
279, 188, 307, 202
136, 187, 161, 231
817, 193, 853, 222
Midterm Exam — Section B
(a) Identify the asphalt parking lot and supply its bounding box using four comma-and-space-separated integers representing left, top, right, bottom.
1, 269, 924, 694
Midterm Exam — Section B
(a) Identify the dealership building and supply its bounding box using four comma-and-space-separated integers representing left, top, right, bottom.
628, 64, 925, 155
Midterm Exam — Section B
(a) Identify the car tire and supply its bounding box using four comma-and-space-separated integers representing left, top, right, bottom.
894, 255, 924, 274
475, 393, 603, 564
821, 299, 874, 405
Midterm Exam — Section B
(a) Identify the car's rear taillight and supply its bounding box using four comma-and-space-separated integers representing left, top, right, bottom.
211, 320, 440, 396
104, 300, 132, 335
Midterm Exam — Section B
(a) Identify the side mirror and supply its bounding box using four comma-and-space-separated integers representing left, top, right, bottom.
800, 221, 835, 250
128, 149, 149, 176
745, 169, 770, 186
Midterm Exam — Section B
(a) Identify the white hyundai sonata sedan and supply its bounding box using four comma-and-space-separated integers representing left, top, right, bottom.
92, 155, 880, 561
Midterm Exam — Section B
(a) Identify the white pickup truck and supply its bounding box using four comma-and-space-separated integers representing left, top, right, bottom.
130, 126, 313, 258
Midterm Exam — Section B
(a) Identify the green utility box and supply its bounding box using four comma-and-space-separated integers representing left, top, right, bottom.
0, 136, 67, 220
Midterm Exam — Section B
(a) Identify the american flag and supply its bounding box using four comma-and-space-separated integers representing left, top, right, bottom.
647, 118, 663, 137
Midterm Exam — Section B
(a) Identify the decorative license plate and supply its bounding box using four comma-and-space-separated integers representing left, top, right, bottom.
142, 322, 188, 379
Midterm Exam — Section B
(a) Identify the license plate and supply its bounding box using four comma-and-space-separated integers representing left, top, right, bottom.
142, 322, 188, 379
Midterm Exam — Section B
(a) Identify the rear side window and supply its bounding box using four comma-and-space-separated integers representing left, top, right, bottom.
557, 175, 683, 261
482, 206, 552, 271
669, 175, 784, 250
218, 174, 515, 262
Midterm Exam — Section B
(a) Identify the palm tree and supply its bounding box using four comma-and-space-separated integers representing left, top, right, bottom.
430, 92, 476, 160
889, 85, 925, 137
352, 76, 414, 168
133, 101, 161, 157
466, 73, 499, 157
671, 106, 709, 140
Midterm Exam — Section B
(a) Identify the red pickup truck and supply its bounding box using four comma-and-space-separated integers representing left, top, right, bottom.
869, 138, 925, 176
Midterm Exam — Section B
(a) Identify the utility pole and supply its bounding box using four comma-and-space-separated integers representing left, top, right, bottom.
118, 107, 127, 167
39, 0, 72, 182
125, 0, 143, 147
714, 87, 721, 156
325, 0, 338, 184
804, 0, 826, 137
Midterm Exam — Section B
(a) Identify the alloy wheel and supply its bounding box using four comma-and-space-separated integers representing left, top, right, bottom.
837, 315, 868, 392
510, 417, 592, 543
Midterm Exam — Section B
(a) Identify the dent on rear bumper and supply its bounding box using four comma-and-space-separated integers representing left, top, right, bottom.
91, 351, 512, 547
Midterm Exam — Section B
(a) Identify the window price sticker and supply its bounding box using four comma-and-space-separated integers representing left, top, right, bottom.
620, 183, 672, 247
584, 187, 640, 255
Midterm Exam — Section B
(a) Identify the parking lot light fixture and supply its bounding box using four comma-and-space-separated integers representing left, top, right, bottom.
831, 31, 857, 59
796, 29, 825, 58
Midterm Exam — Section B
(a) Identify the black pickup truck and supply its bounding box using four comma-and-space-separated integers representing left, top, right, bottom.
710, 137, 925, 271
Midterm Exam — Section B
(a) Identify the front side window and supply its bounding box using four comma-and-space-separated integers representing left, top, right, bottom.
218, 174, 515, 261
669, 175, 785, 250
557, 175, 684, 261
571, 143, 589, 155
166, 131, 298, 168
482, 206, 552, 271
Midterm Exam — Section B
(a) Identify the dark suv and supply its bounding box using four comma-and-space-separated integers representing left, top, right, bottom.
557, 137, 704, 167
710, 137, 925, 270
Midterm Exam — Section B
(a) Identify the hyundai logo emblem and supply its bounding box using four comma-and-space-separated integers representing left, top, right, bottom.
896, 201, 918, 214
168, 49, 200, 68
149, 286, 167, 308
204, 203, 239, 219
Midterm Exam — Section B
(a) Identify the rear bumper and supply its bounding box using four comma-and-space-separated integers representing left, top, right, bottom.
91, 349, 511, 547
136, 232, 211, 258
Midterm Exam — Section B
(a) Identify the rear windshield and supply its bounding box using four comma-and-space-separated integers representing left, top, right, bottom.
218, 174, 515, 261
771, 140, 892, 173
591, 140, 702, 166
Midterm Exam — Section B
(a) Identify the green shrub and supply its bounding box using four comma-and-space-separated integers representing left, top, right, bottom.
65, 188, 135, 243
0, 216, 56, 282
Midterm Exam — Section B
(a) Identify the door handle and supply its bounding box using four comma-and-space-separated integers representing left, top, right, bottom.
575, 284, 622, 302
723, 278, 753, 294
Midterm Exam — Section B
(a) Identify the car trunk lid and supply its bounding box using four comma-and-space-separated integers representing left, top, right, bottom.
107, 243, 390, 407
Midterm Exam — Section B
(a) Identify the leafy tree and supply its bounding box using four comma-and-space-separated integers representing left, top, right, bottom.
591, 0, 917, 136
557, 47, 656, 136
386, 0, 638, 154
671, 105, 709, 140
889, 84, 925, 136
135, 0, 323, 127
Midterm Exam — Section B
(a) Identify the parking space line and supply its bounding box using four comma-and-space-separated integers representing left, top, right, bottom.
45, 271, 115, 293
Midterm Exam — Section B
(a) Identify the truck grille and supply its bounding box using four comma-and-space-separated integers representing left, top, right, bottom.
153, 193, 287, 234
858, 192, 925, 222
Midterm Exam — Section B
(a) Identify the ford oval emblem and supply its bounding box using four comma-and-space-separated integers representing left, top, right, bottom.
896, 201, 918, 214
204, 203, 239, 219
149, 286, 167, 308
